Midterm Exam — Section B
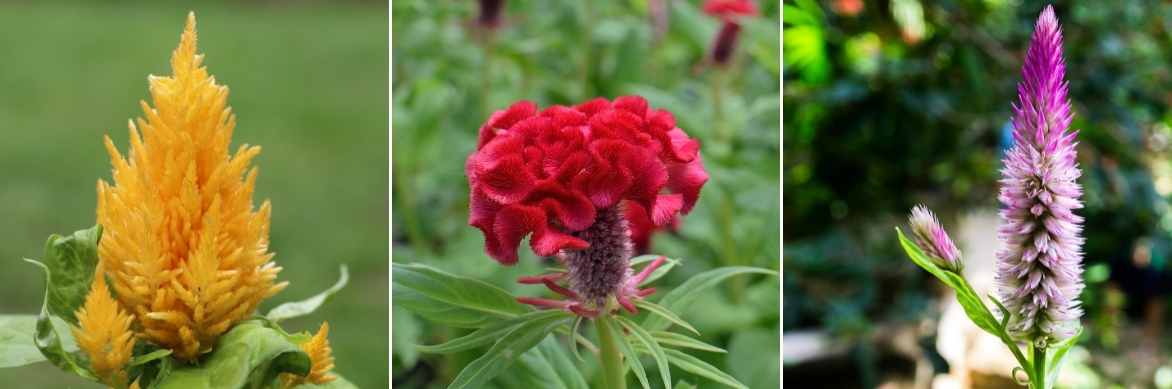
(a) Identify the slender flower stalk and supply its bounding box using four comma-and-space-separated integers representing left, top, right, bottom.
96, 12, 285, 361
72, 273, 136, 388
702, 0, 759, 66
908, 205, 963, 272
994, 5, 1084, 346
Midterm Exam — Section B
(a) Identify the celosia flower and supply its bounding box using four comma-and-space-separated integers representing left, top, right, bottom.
73, 273, 135, 387
96, 12, 285, 361
907, 205, 963, 272
282, 322, 337, 388
702, 0, 759, 65
994, 5, 1084, 345
466, 96, 708, 316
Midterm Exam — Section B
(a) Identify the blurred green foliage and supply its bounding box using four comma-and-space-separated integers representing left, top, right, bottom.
785, 0, 1172, 386
392, 0, 779, 387
0, 2, 387, 388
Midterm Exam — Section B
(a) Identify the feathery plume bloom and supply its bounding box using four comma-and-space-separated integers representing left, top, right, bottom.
703, 0, 759, 65
994, 5, 1084, 345
907, 205, 963, 272
282, 322, 337, 387
96, 12, 286, 361
467, 96, 708, 316
72, 273, 136, 387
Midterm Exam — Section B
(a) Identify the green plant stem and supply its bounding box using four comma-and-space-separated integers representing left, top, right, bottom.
596, 314, 626, 389
1033, 346, 1046, 389
711, 70, 728, 144
955, 278, 1034, 384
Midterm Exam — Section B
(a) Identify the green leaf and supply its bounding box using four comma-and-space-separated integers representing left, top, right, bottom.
266, 266, 349, 322
643, 267, 776, 331
616, 316, 671, 389
25, 257, 95, 381
608, 316, 650, 389
36, 225, 103, 324
727, 330, 780, 389
569, 316, 585, 362
291, 376, 359, 389
673, 381, 697, 389
1045, 328, 1082, 385
661, 349, 748, 389
417, 310, 567, 354
128, 348, 173, 367
534, 336, 589, 389
447, 312, 571, 389
391, 305, 420, 368
634, 300, 698, 336
895, 228, 1000, 334
154, 320, 310, 389
650, 331, 726, 354
0, 315, 52, 368
392, 262, 529, 328
629, 255, 680, 286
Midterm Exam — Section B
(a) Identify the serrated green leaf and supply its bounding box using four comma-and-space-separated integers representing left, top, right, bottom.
616, 316, 671, 389
650, 331, 725, 354
154, 320, 310, 389
629, 255, 680, 286
661, 349, 748, 389
634, 300, 698, 336
417, 310, 568, 354
643, 267, 776, 331
37, 225, 103, 324
392, 262, 529, 328
448, 313, 571, 389
266, 266, 349, 322
0, 315, 55, 368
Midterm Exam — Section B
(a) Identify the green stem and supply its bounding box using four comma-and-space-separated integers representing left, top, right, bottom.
711, 71, 727, 144
1033, 346, 1046, 389
596, 315, 626, 389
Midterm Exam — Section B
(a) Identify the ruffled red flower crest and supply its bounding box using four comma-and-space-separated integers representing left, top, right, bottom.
702, 0, 759, 21
467, 96, 708, 264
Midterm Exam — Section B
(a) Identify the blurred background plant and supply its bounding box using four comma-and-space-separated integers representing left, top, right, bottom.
784, 0, 1172, 387
392, 0, 779, 387
0, 1, 387, 388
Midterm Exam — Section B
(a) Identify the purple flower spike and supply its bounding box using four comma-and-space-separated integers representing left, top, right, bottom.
995, 5, 1084, 345
908, 205, 963, 272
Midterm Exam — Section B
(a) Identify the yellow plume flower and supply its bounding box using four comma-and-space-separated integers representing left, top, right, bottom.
96, 12, 286, 361
72, 273, 135, 388
282, 322, 337, 387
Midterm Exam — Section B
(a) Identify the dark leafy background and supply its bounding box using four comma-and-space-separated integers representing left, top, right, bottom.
0, 1, 387, 388
785, 0, 1172, 387
392, 0, 779, 388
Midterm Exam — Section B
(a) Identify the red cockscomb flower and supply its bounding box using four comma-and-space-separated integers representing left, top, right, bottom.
703, 0, 759, 21
467, 96, 708, 316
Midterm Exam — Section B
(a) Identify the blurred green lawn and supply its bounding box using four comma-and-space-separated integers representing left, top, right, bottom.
0, 2, 388, 388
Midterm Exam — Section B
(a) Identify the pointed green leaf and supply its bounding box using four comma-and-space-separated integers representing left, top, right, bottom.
535, 336, 589, 389
392, 263, 529, 328
650, 331, 726, 354
25, 257, 95, 381
661, 349, 748, 389
267, 266, 349, 322
634, 300, 698, 336
37, 225, 103, 324
128, 348, 173, 367
569, 316, 585, 362
448, 313, 571, 389
1046, 328, 1082, 385
643, 266, 776, 331
896, 228, 1000, 334
417, 310, 567, 354
616, 316, 671, 389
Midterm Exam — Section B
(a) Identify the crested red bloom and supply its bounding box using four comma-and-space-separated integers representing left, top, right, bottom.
702, 0, 759, 21
467, 96, 708, 265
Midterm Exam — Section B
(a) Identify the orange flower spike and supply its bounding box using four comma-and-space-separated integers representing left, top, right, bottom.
72, 274, 135, 388
282, 322, 338, 388
97, 12, 286, 361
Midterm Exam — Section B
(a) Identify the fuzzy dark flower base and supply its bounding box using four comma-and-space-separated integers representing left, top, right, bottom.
517, 207, 662, 318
